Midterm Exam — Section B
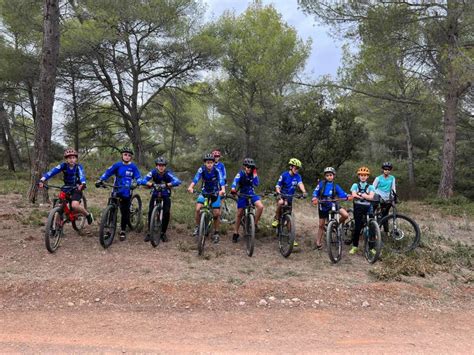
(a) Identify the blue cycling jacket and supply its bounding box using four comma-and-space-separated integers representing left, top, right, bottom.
231, 170, 259, 195
42, 162, 86, 192
215, 161, 227, 184
192, 165, 224, 194
313, 180, 348, 211
99, 161, 141, 198
276, 171, 302, 196
138, 169, 182, 197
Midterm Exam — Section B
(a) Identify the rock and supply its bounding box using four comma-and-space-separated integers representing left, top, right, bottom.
67, 302, 74, 307
258, 299, 268, 306
281, 300, 285, 304
291, 298, 300, 302
239, 301, 246, 306
314, 300, 320, 305
362, 301, 370, 308
265, 329, 270, 333
95, 298, 100, 302
79, 299, 86, 306
268, 296, 276, 301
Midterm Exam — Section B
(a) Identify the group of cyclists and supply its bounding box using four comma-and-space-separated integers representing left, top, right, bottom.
39, 147, 396, 254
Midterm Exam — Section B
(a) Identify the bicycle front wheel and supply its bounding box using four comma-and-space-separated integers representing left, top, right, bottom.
221, 195, 237, 224
150, 205, 162, 248
279, 214, 295, 258
72, 195, 87, 232
197, 212, 208, 256
99, 205, 117, 249
364, 219, 382, 264
245, 213, 255, 257
326, 220, 342, 264
45, 207, 64, 253
379, 213, 420, 253
129, 194, 142, 231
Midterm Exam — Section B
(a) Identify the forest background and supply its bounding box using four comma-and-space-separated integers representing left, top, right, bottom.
0, 0, 472, 202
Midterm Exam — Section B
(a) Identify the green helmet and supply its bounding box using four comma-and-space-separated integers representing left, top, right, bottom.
288, 158, 302, 168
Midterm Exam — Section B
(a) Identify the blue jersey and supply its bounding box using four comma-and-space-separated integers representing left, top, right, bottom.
276, 171, 302, 196
215, 161, 227, 184
42, 162, 86, 192
313, 180, 348, 211
192, 165, 224, 194
231, 170, 259, 195
138, 169, 182, 197
99, 161, 141, 198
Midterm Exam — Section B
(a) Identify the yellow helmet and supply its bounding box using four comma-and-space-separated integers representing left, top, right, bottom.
288, 158, 302, 168
357, 166, 371, 175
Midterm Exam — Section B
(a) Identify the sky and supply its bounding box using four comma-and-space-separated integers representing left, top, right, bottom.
203, 0, 344, 80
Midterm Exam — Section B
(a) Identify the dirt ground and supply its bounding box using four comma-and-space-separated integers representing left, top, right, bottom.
0, 192, 473, 353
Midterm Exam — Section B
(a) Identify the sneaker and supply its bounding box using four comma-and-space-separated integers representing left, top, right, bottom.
349, 246, 359, 255
369, 248, 377, 256
212, 232, 220, 244
232, 233, 240, 243
119, 231, 126, 241
192, 226, 199, 237
271, 220, 279, 228
293, 241, 299, 247
160, 233, 169, 242
144, 233, 151, 242
86, 213, 94, 225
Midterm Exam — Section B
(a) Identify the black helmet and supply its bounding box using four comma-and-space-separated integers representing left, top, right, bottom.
243, 158, 256, 167
382, 161, 393, 170
154, 157, 167, 165
120, 146, 134, 155
324, 167, 336, 175
203, 153, 214, 161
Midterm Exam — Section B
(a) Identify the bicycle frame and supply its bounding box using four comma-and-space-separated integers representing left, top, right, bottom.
48, 185, 81, 223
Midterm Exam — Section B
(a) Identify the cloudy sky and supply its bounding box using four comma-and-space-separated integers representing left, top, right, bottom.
203, 0, 344, 80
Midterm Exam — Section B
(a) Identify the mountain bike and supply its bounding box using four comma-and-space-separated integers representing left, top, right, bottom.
42, 184, 87, 253
273, 193, 306, 258
362, 204, 382, 263
196, 192, 219, 256
148, 184, 166, 248
376, 191, 420, 253
235, 193, 257, 257
343, 208, 355, 245
321, 199, 348, 264
220, 193, 237, 224
97, 183, 142, 249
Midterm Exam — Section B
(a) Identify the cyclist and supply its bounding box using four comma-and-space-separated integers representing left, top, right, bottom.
273, 158, 308, 247
187, 153, 226, 243
372, 161, 396, 223
95, 147, 141, 241
139, 157, 182, 243
349, 166, 376, 255
311, 167, 350, 250
213, 150, 227, 186
230, 158, 264, 243
38, 148, 93, 225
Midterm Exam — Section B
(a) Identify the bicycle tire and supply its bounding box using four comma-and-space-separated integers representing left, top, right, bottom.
364, 219, 382, 264
99, 205, 117, 249
326, 220, 342, 263
279, 213, 295, 258
245, 213, 255, 257
129, 194, 142, 231
150, 205, 162, 248
343, 217, 354, 245
45, 206, 64, 253
378, 213, 420, 253
198, 212, 207, 256
221, 195, 237, 224
72, 195, 87, 232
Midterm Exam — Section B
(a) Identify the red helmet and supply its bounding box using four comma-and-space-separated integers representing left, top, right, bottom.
64, 148, 78, 158
212, 150, 221, 158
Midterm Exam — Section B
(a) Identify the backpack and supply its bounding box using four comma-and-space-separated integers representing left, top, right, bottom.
357, 182, 369, 194
318, 180, 336, 199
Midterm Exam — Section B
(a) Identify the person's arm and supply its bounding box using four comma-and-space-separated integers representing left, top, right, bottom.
217, 168, 225, 196
188, 168, 201, 193
41, 163, 64, 182
78, 164, 86, 185
372, 176, 379, 189
391, 177, 396, 193
311, 181, 321, 205
365, 185, 375, 200
275, 175, 283, 195
99, 163, 119, 182
336, 184, 348, 199
230, 172, 240, 194
167, 171, 182, 188
133, 165, 142, 180
138, 170, 153, 186
351, 183, 360, 199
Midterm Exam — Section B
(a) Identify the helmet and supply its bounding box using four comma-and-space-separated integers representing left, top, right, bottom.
120, 146, 134, 155
288, 158, 302, 168
63, 148, 78, 158
243, 158, 256, 167
324, 167, 336, 175
154, 157, 167, 165
357, 166, 370, 175
382, 161, 393, 170
212, 150, 221, 158
203, 153, 215, 161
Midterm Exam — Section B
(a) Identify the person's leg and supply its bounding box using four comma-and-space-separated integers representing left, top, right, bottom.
147, 196, 157, 231
161, 197, 171, 233
339, 207, 349, 224
272, 199, 284, 226
315, 218, 326, 248
351, 205, 365, 249
254, 200, 264, 226
233, 208, 244, 242
119, 196, 131, 240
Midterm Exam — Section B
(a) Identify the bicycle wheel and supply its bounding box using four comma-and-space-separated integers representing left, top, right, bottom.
245, 213, 255, 257
129, 194, 142, 231
378, 213, 420, 253
326, 220, 342, 263
364, 219, 382, 264
221, 195, 237, 224
45, 207, 64, 253
342, 217, 354, 245
72, 195, 87, 232
99, 205, 117, 249
279, 214, 295, 258
149, 205, 162, 248
197, 212, 208, 256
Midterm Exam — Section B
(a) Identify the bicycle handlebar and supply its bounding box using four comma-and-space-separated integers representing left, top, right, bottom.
266, 192, 307, 199
41, 184, 79, 190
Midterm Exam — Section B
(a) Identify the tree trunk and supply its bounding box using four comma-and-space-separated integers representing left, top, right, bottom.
28, 0, 61, 203
71, 73, 80, 151
8, 104, 24, 170
402, 113, 416, 190
129, 114, 144, 166
0, 104, 15, 171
